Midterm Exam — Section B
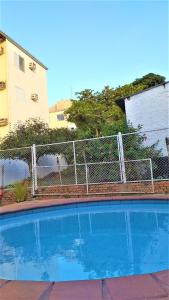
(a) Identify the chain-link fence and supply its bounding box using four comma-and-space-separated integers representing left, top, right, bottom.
0, 128, 168, 194
34, 159, 154, 194
0, 147, 32, 189
122, 128, 169, 180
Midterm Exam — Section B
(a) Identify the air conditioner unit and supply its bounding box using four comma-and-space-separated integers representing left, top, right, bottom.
0, 118, 8, 127
31, 93, 38, 101
0, 47, 4, 55
29, 62, 36, 71
0, 81, 6, 90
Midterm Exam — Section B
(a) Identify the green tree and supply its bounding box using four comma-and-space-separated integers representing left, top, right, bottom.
66, 73, 166, 138
0, 118, 77, 168
132, 73, 165, 88
66, 88, 124, 137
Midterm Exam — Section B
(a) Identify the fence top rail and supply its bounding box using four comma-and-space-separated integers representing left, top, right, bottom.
35, 134, 119, 148
28, 127, 169, 148
0, 146, 31, 152
36, 158, 152, 168
1, 127, 168, 152
85, 158, 152, 165
35, 140, 73, 148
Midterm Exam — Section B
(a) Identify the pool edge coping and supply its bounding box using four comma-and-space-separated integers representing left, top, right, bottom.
0, 269, 168, 299
0, 193, 168, 215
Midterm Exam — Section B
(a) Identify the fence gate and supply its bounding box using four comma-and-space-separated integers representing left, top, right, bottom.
32, 133, 154, 196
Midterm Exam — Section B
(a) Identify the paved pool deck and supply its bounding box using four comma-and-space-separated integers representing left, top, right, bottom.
0, 194, 169, 300
0, 270, 169, 300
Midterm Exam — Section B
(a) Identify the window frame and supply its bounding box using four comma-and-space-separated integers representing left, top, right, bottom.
14, 52, 25, 72
56, 114, 65, 121
15, 86, 26, 102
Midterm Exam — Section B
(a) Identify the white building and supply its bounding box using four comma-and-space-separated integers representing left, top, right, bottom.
124, 82, 169, 131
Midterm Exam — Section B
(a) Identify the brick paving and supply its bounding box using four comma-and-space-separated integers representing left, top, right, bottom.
0, 195, 168, 299
0, 271, 168, 300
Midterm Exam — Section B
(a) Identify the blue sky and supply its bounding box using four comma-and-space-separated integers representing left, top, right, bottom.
0, 0, 168, 106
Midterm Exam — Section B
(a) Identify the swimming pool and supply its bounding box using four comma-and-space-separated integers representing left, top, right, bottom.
0, 200, 169, 282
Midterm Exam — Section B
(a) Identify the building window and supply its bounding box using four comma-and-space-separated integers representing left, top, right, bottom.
57, 114, 64, 121
15, 86, 26, 102
14, 53, 25, 72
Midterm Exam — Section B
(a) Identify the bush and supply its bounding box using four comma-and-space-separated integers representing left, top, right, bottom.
13, 181, 28, 203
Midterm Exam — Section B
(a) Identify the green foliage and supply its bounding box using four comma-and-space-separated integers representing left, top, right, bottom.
0, 118, 76, 149
66, 87, 124, 137
164, 187, 169, 194
0, 118, 77, 166
13, 181, 28, 203
66, 73, 166, 137
75, 124, 161, 165
132, 73, 165, 88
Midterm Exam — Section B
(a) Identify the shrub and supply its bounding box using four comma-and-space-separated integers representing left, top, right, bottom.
13, 181, 28, 203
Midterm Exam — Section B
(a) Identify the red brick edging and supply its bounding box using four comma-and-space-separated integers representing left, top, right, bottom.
0, 270, 169, 300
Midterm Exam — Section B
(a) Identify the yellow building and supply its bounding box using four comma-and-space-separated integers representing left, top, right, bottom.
0, 31, 49, 140
49, 100, 76, 130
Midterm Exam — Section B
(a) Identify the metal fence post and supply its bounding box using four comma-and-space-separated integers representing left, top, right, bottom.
118, 132, 126, 183
117, 135, 123, 183
0, 165, 5, 193
73, 141, 78, 184
85, 163, 89, 194
31, 146, 35, 196
32, 144, 38, 192
57, 156, 63, 185
149, 158, 154, 193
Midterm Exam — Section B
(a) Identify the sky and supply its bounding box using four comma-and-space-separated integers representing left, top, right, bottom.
0, 0, 168, 106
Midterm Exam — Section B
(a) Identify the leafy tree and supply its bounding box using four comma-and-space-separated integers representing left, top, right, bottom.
0, 118, 76, 148
66, 88, 124, 137
66, 73, 166, 137
107, 83, 145, 101
0, 118, 77, 168
132, 73, 165, 88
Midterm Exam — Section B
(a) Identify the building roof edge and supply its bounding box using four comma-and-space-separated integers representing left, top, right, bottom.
0, 31, 48, 70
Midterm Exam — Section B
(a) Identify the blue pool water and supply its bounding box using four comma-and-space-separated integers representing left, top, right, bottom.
0, 200, 169, 282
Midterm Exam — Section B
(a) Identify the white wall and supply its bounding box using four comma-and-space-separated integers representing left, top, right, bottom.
125, 83, 169, 130
125, 83, 169, 155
